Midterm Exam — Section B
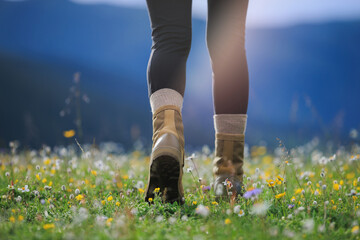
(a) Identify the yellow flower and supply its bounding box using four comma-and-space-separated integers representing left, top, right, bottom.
44, 158, 51, 165
116, 201, 120, 206
75, 194, 84, 201
277, 176, 284, 181
101, 200, 106, 205
49, 181, 53, 187
42, 178, 47, 183
295, 188, 304, 195
291, 196, 296, 202
267, 179, 275, 187
51, 169, 56, 175
347, 172, 355, 179
353, 196, 358, 201
107, 196, 113, 201
91, 170, 97, 176
352, 226, 359, 234
212, 201, 218, 205
63, 130, 75, 138
36, 174, 41, 180
275, 192, 286, 199
18, 215, 24, 221
43, 223, 55, 230
148, 198, 153, 202
225, 218, 231, 225
122, 175, 129, 180
138, 188, 144, 194
333, 183, 340, 191
106, 218, 113, 226
9, 216, 15, 223
192, 201, 197, 205
154, 188, 160, 193
332, 205, 337, 210
340, 180, 344, 185
354, 180, 358, 187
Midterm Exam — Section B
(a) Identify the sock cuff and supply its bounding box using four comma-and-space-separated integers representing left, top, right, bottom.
214, 114, 248, 135
150, 88, 183, 113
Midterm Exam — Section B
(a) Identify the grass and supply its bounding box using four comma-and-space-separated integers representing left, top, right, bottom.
1, 140, 360, 239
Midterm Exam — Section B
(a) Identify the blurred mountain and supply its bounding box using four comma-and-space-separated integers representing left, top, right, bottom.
0, 0, 359, 149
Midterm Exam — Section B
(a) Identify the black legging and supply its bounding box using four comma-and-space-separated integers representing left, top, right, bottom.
146, 0, 249, 114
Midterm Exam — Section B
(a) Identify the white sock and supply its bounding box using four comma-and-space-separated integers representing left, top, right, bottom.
150, 88, 183, 113
214, 114, 248, 135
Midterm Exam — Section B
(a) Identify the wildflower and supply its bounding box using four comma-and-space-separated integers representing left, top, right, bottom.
291, 196, 296, 202
154, 188, 160, 193
333, 183, 340, 191
9, 216, 15, 223
181, 215, 188, 221
91, 170, 97, 176
267, 179, 275, 187
43, 223, 55, 230
303, 219, 315, 233
212, 201, 218, 205
116, 201, 120, 206
101, 200, 106, 205
18, 215, 24, 221
15, 196, 22, 202
186, 167, 193, 173
288, 204, 295, 209
138, 188, 144, 194
201, 185, 211, 192
63, 130, 75, 138
275, 192, 286, 199
75, 189, 80, 194
313, 201, 318, 205
295, 188, 303, 195
322, 184, 327, 190
107, 196, 113, 201
136, 181, 144, 189
44, 158, 51, 165
192, 201, 197, 205
106, 218, 113, 226
18, 185, 30, 193
243, 188, 262, 199
234, 205, 241, 214
155, 216, 164, 222
250, 202, 270, 216
8, 185, 14, 190
320, 172, 325, 178
36, 174, 41, 180
5, 172, 10, 177
61, 185, 66, 191
42, 178, 47, 184
225, 218, 231, 224
75, 194, 84, 201
352, 226, 360, 234
238, 209, 245, 217
148, 198, 153, 203
195, 205, 210, 217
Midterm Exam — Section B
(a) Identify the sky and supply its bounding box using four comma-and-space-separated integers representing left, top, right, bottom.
70, 0, 360, 28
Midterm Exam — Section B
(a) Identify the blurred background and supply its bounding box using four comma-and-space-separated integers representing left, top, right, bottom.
0, 0, 359, 151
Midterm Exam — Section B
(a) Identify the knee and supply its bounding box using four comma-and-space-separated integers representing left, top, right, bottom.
152, 25, 192, 56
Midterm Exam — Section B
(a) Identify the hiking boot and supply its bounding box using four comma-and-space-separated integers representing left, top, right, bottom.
145, 105, 185, 204
213, 133, 245, 199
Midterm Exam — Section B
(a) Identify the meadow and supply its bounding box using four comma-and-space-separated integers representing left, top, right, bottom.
1, 138, 360, 239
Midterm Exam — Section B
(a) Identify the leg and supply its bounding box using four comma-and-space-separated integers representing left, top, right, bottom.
207, 0, 249, 114
145, 0, 192, 204
146, 0, 192, 98
207, 0, 249, 198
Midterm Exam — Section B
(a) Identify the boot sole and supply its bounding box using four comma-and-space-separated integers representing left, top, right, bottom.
145, 155, 182, 204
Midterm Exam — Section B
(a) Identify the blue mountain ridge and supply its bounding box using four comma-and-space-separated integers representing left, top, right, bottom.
0, 0, 359, 149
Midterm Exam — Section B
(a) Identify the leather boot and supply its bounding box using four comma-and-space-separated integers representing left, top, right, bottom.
145, 105, 185, 204
213, 133, 245, 199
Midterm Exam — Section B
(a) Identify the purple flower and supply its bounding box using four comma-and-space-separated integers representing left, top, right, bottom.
201, 185, 211, 192
288, 204, 295, 209
243, 188, 262, 199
